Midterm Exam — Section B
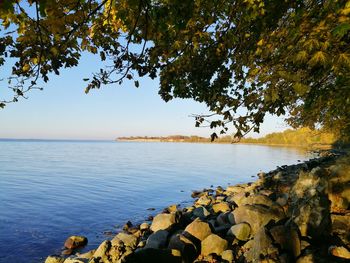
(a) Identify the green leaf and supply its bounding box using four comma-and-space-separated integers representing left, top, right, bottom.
332, 23, 350, 38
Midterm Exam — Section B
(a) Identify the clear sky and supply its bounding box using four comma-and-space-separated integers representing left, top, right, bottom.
0, 52, 289, 140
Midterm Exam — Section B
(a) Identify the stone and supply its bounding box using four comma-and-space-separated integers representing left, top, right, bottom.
196, 195, 213, 206
201, 234, 228, 256
212, 202, 231, 213
139, 222, 150, 231
150, 213, 177, 232
242, 194, 276, 207
90, 240, 110, 263
64, 236, 88, 249
166, 204, 178, 213
244, 227, 279, 262
227, 212, 235, 225
145, 230, 169, 249
124, 248, 182, 263
331, 213, 350, 244
227, 222, 251, 241
225, 185, 245, 195
184, 219, 212, 241
291, 195, 330, 238
77, 250, 95, 259
64, 257, 87, 263
221, 250, 234, 262
111, 232, 138, 249
329, 246, 350, 259
168, 234, 198, 262
226, 192, 247, 207
216, 212, 230, 226
45, 255, 65, 263
192, 206, 210, 219
269, 225, 301, 258
233, 204, 285, 234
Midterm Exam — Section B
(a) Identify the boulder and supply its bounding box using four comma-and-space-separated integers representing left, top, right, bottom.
150, 213, 177, 232
221, 250, 234, 262
139, 222, 150, 231
196, 195, 213, 206
124, 248, 182, 263
166, 204, 178, 213
145, 230, 169, 249
201, 234, 228, 256
90, 240, 110, 263
233, 204, 285, 234
226, 222, 251, 241
226, 192, 247, 207
329, 246, 350, 259
184, 219, 212, 241
292, 195, 330, 238
45, 255, 65, 263
168, 234, 198, 262
269, 225, 301, 258
225, 185, 245, 195
212, 202, 231, 213
111, 232, 138, 249
192, 206, 210, 219
331, 213, 350, 244
64, 257, 87, 263
216, 212, 230, 226
244, 227, 279, 262
64, 236, 88, 249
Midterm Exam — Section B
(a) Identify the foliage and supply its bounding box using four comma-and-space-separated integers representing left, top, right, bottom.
0, 0, 349, 140
241, 127, 336, 146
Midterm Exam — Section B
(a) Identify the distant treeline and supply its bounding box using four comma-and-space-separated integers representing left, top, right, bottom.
241, 127, 336, 146
118, 128, 336, 147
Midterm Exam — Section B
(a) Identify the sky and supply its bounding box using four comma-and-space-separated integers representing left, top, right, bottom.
0, 52, 289, 140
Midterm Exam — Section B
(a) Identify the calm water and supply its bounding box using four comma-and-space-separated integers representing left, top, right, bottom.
0, 140, 309, 262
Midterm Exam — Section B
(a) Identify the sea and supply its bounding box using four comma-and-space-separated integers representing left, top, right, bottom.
0, 139, 310, 262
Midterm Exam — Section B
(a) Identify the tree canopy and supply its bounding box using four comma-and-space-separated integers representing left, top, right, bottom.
1, 0, 349, 140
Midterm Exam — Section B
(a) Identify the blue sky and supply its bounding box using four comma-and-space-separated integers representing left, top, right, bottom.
0, 52, 289, 140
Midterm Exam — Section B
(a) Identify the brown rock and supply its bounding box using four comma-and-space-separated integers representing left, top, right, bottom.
184, 219, 212, 241
64, 236, 88, 249
201, 234, 228, 256
212, 202, 231, 213
150, 213, 177, 232
233, 204, 285, 234
329, 246, 350, 259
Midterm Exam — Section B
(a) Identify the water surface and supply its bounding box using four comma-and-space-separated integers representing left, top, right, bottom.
0, 140, 309, 262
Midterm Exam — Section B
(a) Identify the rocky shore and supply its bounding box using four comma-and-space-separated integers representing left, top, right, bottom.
46, 152, 350, 263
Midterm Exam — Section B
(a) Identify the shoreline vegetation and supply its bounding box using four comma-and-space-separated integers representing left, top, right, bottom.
46, 150, 350, 263
117, 128, 336, 148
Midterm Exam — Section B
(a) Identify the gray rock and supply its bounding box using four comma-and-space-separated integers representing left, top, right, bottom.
292, 195, 330, 238
145, 230, 169, 249
45, 255, 65, 263
233, 204, 285, 234
184, 219, 212, 241
201, 234, 228, 256
226, 222, 251, 241
244, 227, 279, 262
168, 234, 198, 262
192, 206, 210, 219
150, 213, 177, 232
269, 225, 301, 258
